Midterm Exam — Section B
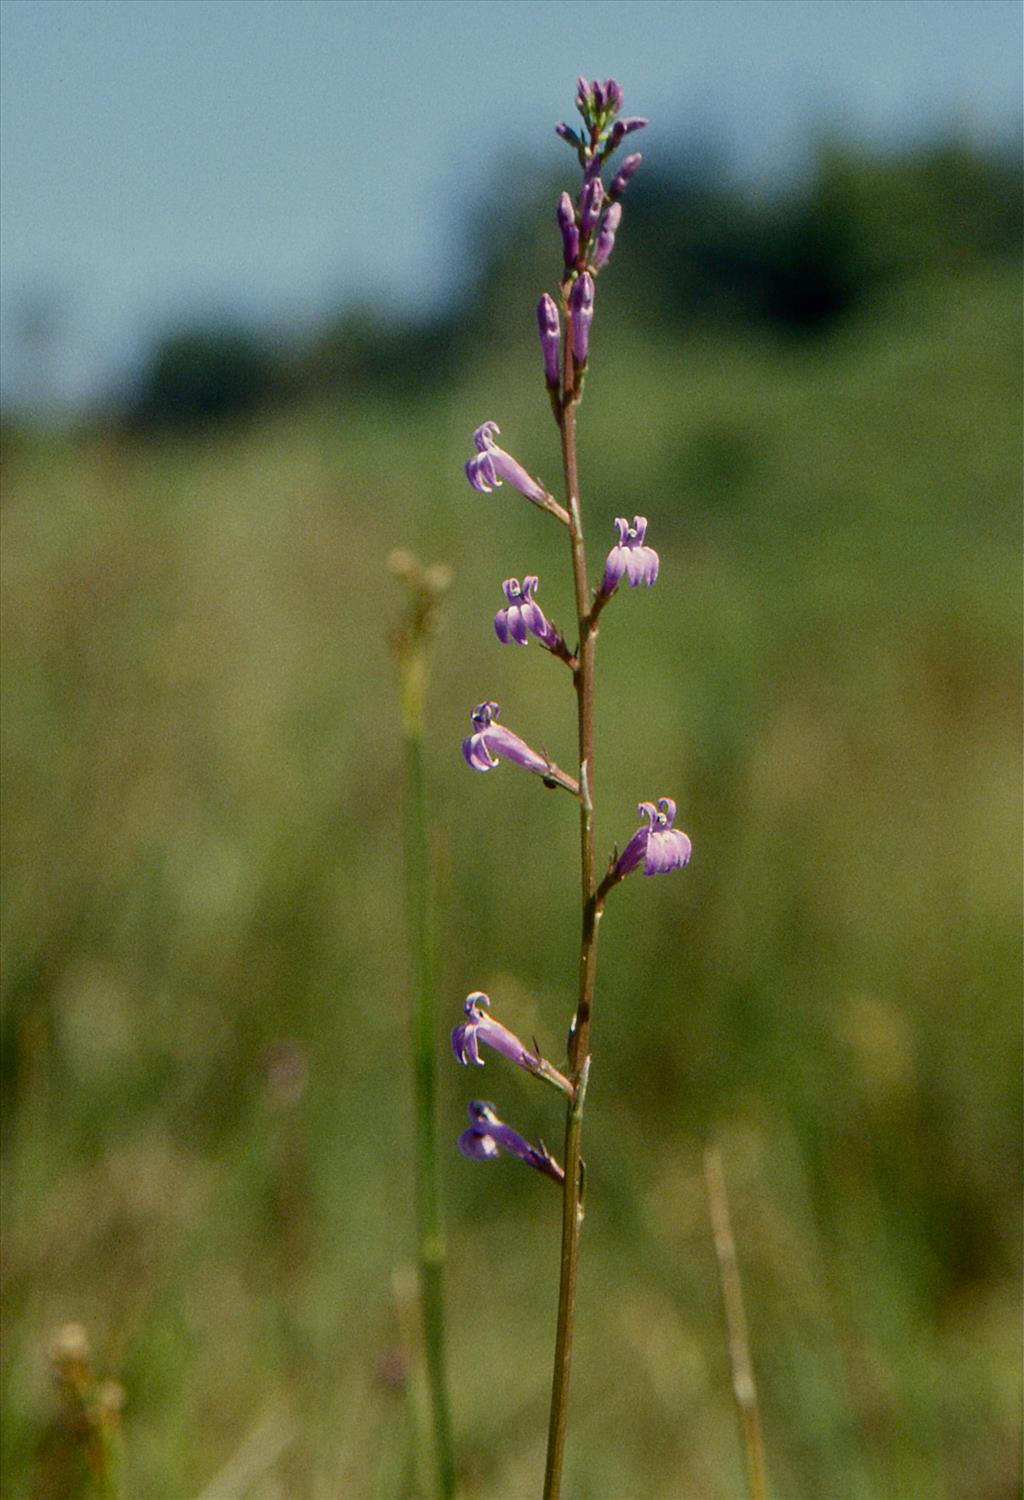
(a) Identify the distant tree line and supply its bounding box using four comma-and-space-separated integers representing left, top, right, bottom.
124, 139, 1021, 432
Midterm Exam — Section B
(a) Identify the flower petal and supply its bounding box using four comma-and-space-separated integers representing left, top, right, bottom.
615, 827, 649, 879
489, 449, 547, 504
601, 546, 627, 595
459, 1127, 500, 1160
462, 733, 499, 771
643, 827, 692, 875
474, 422, 501, 452
486, 724, 549, 775
507, 606, 529, 645
451, 1023, 483, 1065
466, 453, 499, 493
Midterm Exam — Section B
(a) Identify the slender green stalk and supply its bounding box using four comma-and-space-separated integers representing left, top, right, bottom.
392, 557, 457, 1500
543, 391, 603, 1500
704, 1142, 769, 1500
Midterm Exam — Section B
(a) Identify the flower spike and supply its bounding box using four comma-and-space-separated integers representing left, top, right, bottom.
458, 1100, 565, 1184
601, 515, 659, 594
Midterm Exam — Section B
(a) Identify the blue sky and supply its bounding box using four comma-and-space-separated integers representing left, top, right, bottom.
2, 0, 1021, 407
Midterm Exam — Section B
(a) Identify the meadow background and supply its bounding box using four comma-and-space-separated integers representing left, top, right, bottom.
2, 3, 1021, 1498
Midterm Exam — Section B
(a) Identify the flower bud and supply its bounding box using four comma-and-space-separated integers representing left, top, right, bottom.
609, 152, 642, 200
569, 273, 595, 363
592, 204, 622, 269
557, 191, 579, 269
579, 177, 605, 241
536, 294, 561, 389
609, 116, 647, 148
593, 205, 623, 270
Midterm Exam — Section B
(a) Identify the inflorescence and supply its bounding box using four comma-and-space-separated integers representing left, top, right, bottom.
451, 76, 691, 1184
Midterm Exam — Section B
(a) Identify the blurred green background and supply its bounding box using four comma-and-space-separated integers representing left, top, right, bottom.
2, 16, 1022, 1499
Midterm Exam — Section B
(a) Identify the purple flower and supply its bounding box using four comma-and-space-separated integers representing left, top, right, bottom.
615, 798, 692, 878
494, 576, 558, 648
593, 204, 622, 269
465, 422, 546, 503
601, 515, 659, 593
569, 273, 595, 363
537, 294, 561, 390
579, 177, 604, 240
462, 700, 545, 774
557, 192, 579, 269
461, 701, 578, 793
458, 1100, 564, 1183
452, 992, 537, 1070
609, 152, 642, 200
555, 121, 582, 150
454, 993, 573, 1095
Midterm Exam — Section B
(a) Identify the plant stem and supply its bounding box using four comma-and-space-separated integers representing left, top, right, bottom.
403, 692, 458, 1500
543, 393, 602, 1500
704, 1141, 769, 1500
